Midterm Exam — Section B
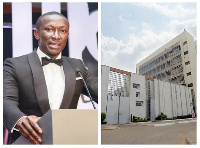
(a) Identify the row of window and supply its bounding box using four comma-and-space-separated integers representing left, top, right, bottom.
184, 50, 188, 55
185, 61, 190, 65
133, 84, 143, 106
139, 45, 181, 74
136, 101, 143, 106
140, 54, 183, 77
133, 83, 140, 89
183, 41, 187, 46
187, 72, 191, 76
139, 41, 188, 75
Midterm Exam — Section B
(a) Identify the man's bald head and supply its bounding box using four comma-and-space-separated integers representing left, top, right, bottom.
36, 11, 69, 30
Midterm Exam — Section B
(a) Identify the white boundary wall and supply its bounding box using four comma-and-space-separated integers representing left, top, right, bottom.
154, 79, 193, 118
101, 66, 110, 113
130, 74, 147, 119
101, 66, 194, 123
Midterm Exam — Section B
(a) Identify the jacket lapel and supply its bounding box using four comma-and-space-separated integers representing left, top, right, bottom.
28, 51, 50, 114
60, 57, 76, 109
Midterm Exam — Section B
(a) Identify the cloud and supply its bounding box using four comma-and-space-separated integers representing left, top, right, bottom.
102, 17, 198, 72
141, 22, 154, 30
101, 34, 123, 60
129, 26, 135, 30
101, 34, 127, 71
101, 3, 196, 73
119, 14, 125, 22
137, 3, 196, 19
169, 19, 197, 39
101, 29, 177, 73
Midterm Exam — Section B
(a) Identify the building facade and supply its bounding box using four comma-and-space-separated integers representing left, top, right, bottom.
136, 30, 196, 112
102, 65, 194, 124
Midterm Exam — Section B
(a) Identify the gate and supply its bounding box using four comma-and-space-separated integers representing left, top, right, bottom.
106, 67, 131, 125
106, 95, 130, 125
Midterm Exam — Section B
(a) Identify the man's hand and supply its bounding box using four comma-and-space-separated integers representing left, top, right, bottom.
15, 115, 42, 144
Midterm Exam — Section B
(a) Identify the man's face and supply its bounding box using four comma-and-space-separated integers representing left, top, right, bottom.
34, 15, 69, 59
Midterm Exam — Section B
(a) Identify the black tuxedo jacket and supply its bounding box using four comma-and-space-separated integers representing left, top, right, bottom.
3, 51, 98, 134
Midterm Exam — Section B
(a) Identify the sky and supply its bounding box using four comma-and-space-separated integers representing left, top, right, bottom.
101, 2, 197, 73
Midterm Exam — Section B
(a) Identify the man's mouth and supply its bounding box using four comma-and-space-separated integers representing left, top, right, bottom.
48, 42, 61, 48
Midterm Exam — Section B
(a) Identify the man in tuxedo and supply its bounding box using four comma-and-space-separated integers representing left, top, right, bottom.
3, 11, 98, 144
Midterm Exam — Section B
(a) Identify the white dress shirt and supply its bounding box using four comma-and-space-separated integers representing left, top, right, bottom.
37, 48, 65, 109
11, 48, 65, 132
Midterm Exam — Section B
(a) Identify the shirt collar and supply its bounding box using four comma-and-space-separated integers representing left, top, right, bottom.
36, 47, 62, 63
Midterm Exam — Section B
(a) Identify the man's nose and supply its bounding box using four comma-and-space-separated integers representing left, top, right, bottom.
52, 30, 61, 40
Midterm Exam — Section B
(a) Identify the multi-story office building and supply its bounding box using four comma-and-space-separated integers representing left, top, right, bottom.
136, 30, 197, 112
101, 65, 194, 125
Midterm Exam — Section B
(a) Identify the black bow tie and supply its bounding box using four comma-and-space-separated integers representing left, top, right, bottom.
42, 57, 63, 66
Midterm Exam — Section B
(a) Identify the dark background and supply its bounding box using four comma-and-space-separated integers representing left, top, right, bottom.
3, 2, 98, 61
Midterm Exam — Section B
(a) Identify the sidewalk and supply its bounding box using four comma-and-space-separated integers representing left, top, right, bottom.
140, 118, 196, 127
101, 124, 120, 130
102, 118, 197, 144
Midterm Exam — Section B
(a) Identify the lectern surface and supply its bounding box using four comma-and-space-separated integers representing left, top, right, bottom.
13, 109, 98, 145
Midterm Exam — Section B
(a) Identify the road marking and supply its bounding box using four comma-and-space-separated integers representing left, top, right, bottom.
154, 123, 175, 127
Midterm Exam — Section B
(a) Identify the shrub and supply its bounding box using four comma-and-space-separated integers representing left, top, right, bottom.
101, 112, 106, 123
132, 116, 150, 122
132, 116, 138, 122
187, 114, 192, 118
155, 112, 168, 120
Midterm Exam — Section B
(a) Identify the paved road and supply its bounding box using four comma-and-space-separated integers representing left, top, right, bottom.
101, 121, 196, 144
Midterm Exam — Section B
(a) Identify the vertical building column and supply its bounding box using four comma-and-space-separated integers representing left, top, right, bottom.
101, 66, 110, 113
42, 2, 60, 14
67, 2, 88, 59
67, 3, 98, 109
67, 2, 98, 60
12, 2, 32, 57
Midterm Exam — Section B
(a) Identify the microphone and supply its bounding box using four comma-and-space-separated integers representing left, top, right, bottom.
75, 68, 96, 109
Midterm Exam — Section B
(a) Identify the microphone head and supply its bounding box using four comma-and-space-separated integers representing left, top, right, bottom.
75, 68, 81, 74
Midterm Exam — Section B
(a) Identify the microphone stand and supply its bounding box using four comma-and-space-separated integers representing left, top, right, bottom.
77, 71, 96, 109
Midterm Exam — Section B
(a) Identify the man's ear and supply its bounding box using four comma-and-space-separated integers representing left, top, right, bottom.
34, 30, 40, 40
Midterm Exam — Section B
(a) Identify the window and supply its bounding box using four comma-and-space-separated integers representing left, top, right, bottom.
184, 51, 188, 55
185, 61, 190, 65
187, 72, 191, 76
136, 101, 143, 106
183, 41, 187, 46
136, 92, 140, 97
188, 83, 193, 87
133, 83, 140, 89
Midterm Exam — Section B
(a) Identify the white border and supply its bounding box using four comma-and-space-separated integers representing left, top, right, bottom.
1, 0, 199, 148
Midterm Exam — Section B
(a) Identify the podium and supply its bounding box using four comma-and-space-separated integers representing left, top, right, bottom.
13, 109, 98, 145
